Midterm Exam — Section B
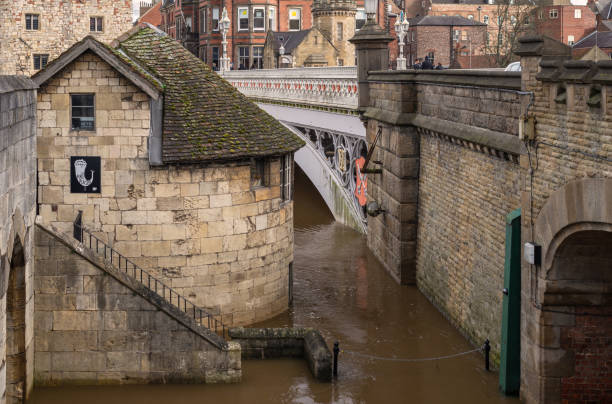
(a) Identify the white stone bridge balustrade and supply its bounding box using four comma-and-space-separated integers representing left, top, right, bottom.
221, 67, 358, 111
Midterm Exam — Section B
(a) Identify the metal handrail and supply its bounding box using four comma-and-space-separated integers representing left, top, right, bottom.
73, 212, 228, 340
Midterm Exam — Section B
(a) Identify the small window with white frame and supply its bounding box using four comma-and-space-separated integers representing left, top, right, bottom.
71, 94, 95, 131
337, 22, 343, 41
574, 9, 581, 19
25, 13, 39, 30
269, 7, 276, 31
254, 7, 265, 31
289, 8, 301, 31
90, 16, 103, 32
568, 35, 575, 45
212, 7, 219, 31
549, 9, 558, 19
483, 15, 489, 24
280, 154, 293, 201
238, 7, 249, 31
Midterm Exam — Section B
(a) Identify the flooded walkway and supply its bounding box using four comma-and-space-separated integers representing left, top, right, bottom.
29, 167, 516, 403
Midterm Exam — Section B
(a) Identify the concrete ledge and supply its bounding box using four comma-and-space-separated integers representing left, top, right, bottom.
367, 69, 521, 90
362, 111, 523, 156
229, 327, 332, 382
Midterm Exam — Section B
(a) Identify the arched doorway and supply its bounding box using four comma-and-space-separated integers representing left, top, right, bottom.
6, 237, 26, 403
543, 229, 612, 403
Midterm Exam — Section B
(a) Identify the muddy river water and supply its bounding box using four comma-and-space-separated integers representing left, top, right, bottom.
29, 167, 516, 404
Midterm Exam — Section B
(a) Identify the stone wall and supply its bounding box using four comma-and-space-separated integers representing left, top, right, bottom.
37, 51, 293, 326
0, 76, 38, 401
0, 0, 133, 76
516, 38, 612, 403
34, 224, 241, 385
363, 70, 525, 362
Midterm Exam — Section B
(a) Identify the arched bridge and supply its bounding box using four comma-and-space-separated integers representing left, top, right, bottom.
222, 68, 367, 232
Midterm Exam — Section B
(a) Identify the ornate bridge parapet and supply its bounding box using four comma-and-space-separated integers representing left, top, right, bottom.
221, 67, 358, 112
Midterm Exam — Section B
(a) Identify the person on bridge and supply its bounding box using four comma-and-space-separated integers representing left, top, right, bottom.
421, 56, 433, 70
412, 59, 421, 69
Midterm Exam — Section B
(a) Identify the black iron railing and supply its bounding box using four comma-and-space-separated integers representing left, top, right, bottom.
73, 212, 228, 340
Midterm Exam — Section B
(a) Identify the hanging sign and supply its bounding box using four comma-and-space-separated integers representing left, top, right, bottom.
70, 156, 101, 193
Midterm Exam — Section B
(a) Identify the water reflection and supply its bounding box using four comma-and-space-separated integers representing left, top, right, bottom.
29, 166, 516, 404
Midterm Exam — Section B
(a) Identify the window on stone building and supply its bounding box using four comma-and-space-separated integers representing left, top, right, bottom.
269, 7, 276, 31
568, 35, 575, 45
185, 16, 192, 32
254, 7, 265, 31
483, 15, 489, 24
212, 8, 219, 31
453, 30, 460, 41
427, 52, 435, 64
574, 9, 581, 19
238, 7, 249, 31
550, 9, 558, 19
90, 16, 103, 32
253, 46, 264, 69
33, 54, 48, 70
25, 14, 39, 30
200, 8, 206, 33
338, 59, 344, 66
289, 8, 301, 31
337, 22, 343, 41
356, 9, 366, 30
461, 30, 467, 41
314, 35, 318, 44
280, 154, 293, 201
200, 45, 207, 63
212, 46, 219, 70
251, 158, 268, 188
239, 46, 250, 69
412, 31, 415, 41
71, 94, 95, 131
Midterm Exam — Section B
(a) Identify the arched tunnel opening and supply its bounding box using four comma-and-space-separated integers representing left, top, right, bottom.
293, 165, 334, 229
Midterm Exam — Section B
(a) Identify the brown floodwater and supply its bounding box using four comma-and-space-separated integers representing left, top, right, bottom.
29, 167, 517, 404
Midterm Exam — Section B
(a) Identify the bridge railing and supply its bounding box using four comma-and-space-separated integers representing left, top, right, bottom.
221, 67, 358, 111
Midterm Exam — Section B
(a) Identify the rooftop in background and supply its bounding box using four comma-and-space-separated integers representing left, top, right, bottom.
409, 15, 487, 26
33, 27, 304, 164
138, 2, 163, 27
274, 30, 313, 54
573, 30, 612, 48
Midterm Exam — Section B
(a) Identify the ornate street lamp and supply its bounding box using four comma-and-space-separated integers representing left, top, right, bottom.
219, 7, 231, 72
278, 44, 285, 68
394, 16, 409, 70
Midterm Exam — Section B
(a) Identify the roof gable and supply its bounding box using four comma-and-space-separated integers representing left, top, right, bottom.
31, 36, 162, 100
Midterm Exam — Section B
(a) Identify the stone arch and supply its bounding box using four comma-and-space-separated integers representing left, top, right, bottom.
5, 234, 26, 404
532, 178, 612, 403
534, 177, 612, 273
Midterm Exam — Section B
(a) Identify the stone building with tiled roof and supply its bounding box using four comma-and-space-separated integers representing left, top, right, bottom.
32, 26, 304, 327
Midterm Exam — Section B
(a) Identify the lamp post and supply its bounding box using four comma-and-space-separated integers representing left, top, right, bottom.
394, 17, 409, 70
219, 7, 230, 72
364, 0, 378, 22
477, 6, 482, 22
278, 44, 285, 68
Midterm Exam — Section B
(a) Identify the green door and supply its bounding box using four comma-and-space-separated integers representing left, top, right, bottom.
499, 208, 521, 395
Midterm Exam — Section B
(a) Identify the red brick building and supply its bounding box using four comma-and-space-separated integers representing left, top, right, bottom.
159, 0, 384, 70
534, 4, 596, 46
405, 15, 487, 68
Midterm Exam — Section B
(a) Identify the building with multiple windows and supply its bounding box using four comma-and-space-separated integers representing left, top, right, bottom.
159, 0, 375, 69
0, 0, 133, 76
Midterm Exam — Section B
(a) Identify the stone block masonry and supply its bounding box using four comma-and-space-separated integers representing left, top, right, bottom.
37, 51, 293, 327
0, 0, 133, 76
34, 223, 241, 385
363, 70, 525, 365
0, 76, 38, 401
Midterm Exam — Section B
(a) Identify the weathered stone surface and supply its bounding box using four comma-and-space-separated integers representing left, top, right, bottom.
34, 226, 241, 385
